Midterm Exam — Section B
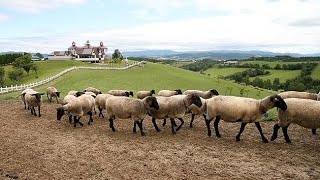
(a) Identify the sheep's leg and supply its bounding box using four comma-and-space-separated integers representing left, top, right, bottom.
205, 119, 212, 137
98, 107, 104, 118
109, 119, 116, 132
162, 119, 166, 127
282, 125, 291, 143
312, 129, 316, 135
30, 107, 34, 115
24, 102, 27, 109
176, 118, 184, 132
133, 122, 137, 133
136, 120, 145, 136
33, 107, 37, 117
38, 106, 41, 117
77, 117, 83, 127
152, 117, 160, 132
254, 122, 268, 143
87, 112, 93, 125
170, 118, 176, 134
214, 117, 221, 138
68, 113, 72, 123
56, 97, 59, 104
236, 122, 247, 142
270, 124, 281, 141
73, 116, 77, 127
190, 114, 195, 128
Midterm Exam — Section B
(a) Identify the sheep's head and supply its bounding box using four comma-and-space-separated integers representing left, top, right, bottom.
210, 89, 219, 96
271, 95, 287, 110
56, 106, 65, 120
187, 94, 202, 107
55, 92, 61, 98
145, 96, 159, 110
150, 90, 155, 95
32, 93, 45, 102
129, 91, 134, 97
175, 89, 182, 94
75, 91, 84, 97
125, 92, 130, 97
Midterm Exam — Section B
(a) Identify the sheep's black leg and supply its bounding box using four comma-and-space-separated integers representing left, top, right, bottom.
162, 119, 166, 127
133, 122, 137, 133
312, 129, 316, 135
214, 116, 221, 138
87, 112, 93, 125
170, 118, 176, 134
137, 120, 145, 136
205, 119, 212, 137
152, 117, 160, 132
109, 119, 116, 132
24, 102, 26, 109
282, 125, 291, 143
38, 106, 41, 117
176, 118, 184, 132
255, 122, 268, 143
73, 116, 77, 127
33, 107, 37, 117
236, 122, 247, 142
270, 124, 280, 141
98, 107, 104, 118
190, 114, 195, 128
30, 107, 34, 115
77, 117, 83, 126
68, 113, 72, 123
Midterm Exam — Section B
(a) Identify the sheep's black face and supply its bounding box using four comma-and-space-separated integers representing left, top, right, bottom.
125, 92, 130, 97
56, 107, 65, 120
32, 93, 44, 102
210, 89, 219, 95
272, 95, 287, 110
129, 91, 134, 97
191, 94, 202, 107
56, 92, 61, 98
75, 91, 84, 97
175, 89, 182, 94
151, 90, 155, 95
149, 97, 159, 110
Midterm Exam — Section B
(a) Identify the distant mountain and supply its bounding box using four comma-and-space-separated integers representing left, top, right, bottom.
122, 50, 318, 60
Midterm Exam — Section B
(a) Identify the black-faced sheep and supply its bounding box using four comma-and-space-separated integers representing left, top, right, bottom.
148, 94, 202, 134
67, 90, 84, 97
105, 96, 159, 136
158, 89, 182, 97
184, 89, 219, 99
137, 90, 155, 99
46, 86, 61, 103
21, 88, 34, 109
107, 90, 134, 97
84, 87, 102, 95
25, 90, 45, 117
56, 94, 95, 127
270, 98, 320, 143
206, 95, 287, 143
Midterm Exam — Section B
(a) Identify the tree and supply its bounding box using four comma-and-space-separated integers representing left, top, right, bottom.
8, 68, 24, 81
272, 78, 280, 91
274, 64, 281, 70
112, 49, 123, 63
31, 64, 39, 78
12, 54, 33, 74
264, 79, 272, 90
0, 67, 5, 87
35, 53, 44, 59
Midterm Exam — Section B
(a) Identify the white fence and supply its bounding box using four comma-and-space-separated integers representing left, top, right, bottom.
0, 61, 145, 94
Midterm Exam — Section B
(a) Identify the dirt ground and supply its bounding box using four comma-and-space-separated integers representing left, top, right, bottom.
0, 101, 319, 180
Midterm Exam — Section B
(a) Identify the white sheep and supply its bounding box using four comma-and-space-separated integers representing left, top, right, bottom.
84, 91, 97, 98
137, 90, 155, 99
148, 94, 202, 134
95, 94, 113, 118
206, 95, 287, 143
184, 89, 219, 99
158, 89, 182, 97
278, 91, 318, 100
105, 96, 159, 136
56, 94, 95, 127
107, 90, 134, 97
84, 87, 102, 95
46, 86, 61, 103
25, 90, 45, 117
67, 90, 84, 97
270, 98, 320, 143
21, 88, 34, 109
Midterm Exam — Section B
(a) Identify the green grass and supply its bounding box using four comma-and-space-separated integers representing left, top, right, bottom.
311, 64, 320, 80
242, 61, 305, 68
249, 70, 301, 83
203, 68, 249, 77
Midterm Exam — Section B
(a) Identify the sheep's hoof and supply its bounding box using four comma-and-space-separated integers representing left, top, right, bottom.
39, 115, 41, 117
270, 136, 276, 141
141, 132, 146, 136
236, 136, 241, 142
208, 130, 212, 137
262, 138, 269, 143
190, 124, 193, 128
285, 139, 292, 144
216, 132, 221, 138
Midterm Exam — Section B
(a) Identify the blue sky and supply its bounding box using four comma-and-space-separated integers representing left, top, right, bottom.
0, 0, 319, 54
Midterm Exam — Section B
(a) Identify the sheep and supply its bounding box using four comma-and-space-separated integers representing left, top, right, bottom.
105, 96, 159, 136
158, 89, 182, 97
62, 95, 77, 123
20, 88, 34, 109
278, 91, 319, 134
206, 95, 287, 143
56, 94, 95, 127
184, 89, 219, 99
108, 90, 134, 97
95, 94, 113, 118
84, 91, 97, 98
67, 90, 84, 97
183, 89, 219, 128
148, 94, 202, 134
270, 98, 320, 143
278, 91, 318, 100
137, 90, 155, 99
25, 90, 45, 117
84, 87, 102, 95
46, 86, 61, 103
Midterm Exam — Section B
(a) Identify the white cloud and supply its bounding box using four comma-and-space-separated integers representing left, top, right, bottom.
0, 13, 9, 22
0, 0, 86, 13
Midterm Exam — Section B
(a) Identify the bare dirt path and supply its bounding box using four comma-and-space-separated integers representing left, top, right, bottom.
0, 101, 319, 179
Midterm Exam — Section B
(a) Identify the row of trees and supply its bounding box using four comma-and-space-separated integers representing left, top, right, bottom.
246, 55, 320, 62
181, 59, 220, 71
0, 53, 23, 66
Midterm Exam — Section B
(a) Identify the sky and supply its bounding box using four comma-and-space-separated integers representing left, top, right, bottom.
0, 0, 319, 54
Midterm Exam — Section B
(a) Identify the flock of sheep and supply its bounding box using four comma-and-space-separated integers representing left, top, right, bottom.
20, 87, 320, 144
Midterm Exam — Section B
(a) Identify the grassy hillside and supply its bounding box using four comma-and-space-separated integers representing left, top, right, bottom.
249, 70, 301, 83
311, 64, 320, 80
203, 68, 249, 77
